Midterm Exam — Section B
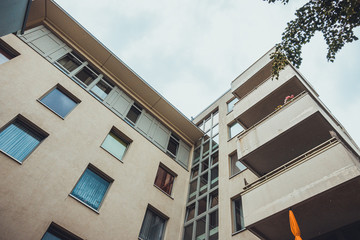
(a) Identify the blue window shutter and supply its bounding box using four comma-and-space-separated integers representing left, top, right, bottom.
0, 122, 42, 162
71, 168, 110, 210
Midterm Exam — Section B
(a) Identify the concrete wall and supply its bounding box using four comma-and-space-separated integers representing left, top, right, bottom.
0, 34, 190, 240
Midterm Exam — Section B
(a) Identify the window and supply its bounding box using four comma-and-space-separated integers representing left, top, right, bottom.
39, 85, 80, 118
125, 103, 142, 126
41, 222, 82, 240
233, 197, 245, 232
154, 165, 175, 195
0, 39, 18, 65
101, 128, 130, 161
56, 53, 82, 73
74, 65, 98, 87
139, 208, 167, 240
227, 98, 238, 113
90, 78, 114, 100
70, 165, 112, 211
230, 152, 247, 176
229, 122, 244, 139
167, 134, 179, 158
0, 115, 48, 163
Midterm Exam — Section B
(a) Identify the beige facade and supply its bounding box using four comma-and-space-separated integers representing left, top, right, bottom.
1, 1, 360, 240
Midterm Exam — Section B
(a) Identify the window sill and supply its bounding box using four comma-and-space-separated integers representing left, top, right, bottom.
232, 228, 246, 236
0, 150, 23, 165
153, 184, 174, 200
69, 194, 100, 214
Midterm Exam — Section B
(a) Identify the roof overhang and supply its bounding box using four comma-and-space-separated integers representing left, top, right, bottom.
24, 0, 204, 144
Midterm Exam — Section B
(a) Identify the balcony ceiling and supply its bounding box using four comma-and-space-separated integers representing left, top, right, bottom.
249, 177, 360, 240
241, 113, 334, 176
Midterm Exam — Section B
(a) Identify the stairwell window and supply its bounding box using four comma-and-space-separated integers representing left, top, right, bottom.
70, 165, 113, 211
0, 115, 48, 163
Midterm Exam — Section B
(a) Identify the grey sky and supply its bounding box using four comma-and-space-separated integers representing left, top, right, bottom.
55, 0, 360, 145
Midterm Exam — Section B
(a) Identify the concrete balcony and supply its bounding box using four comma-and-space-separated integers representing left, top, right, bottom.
236, 92, 335, 176
232, 69, 307, 129
241, 140, 360, 240
231, 49, 273, 99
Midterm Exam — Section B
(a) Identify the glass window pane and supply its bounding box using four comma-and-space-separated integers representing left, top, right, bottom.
167, 136, 179, 157
41, 232, 61, 240
211, 134, 219, 150
230, 152, 246, 176
199, 173, 208, 196
212, 111, 219, 126
0, 121, 43, 162
233, 198, 244, 232
101, 132, 128, 160
212, 124, 219, 136
195, 217, 206, 240
186, 204, 195, 221
197, 197, 207, 216
227, 98, 238, 112
57, 54, 81, 72
211, 153, 218, 166
210, 190, 218, 208
198, 123, 203, 131
188, 180, 197, 202
126, 105, 142, 125
154, 167, 174, 195
183, 224, 193, 240
139, 209, 166, 240
40, 88, 77, 118
204, 118, 211, 133
201, 158, 208, 173
202, 141, 209, 157
211, 167, 218, 189
90, 79, 112, 100
209, 210, 219, 237
193, 147, 200, 165
74, 66, 97, 86
229, 122, 244, 139
191, 165, 199, 179
71, 168, 110, 210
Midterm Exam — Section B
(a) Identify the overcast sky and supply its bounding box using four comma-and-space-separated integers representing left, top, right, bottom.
55, 0, 360, 145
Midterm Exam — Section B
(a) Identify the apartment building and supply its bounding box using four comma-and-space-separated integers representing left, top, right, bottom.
0, 1, 359, 240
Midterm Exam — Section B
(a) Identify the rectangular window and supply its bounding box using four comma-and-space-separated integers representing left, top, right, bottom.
227, 98, 238, 113
229, 122, 244, 139
139, 208, 167, 240
125, 103, 142, 126
233, 197, 245, 232
167, 134, 179, 158
101, 128, 130, 161
70, 165, 112, 211
74, 65, 98, 87
39, 85, 80, 118
56, 53, 82, 73
0, 39, 19, 65
154, 165, 175, 195
0, 115, 48, 163
41, 222, 82, 240
90, 78, 114, 100
230, 152, 247, 176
